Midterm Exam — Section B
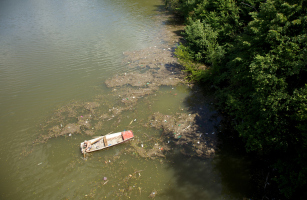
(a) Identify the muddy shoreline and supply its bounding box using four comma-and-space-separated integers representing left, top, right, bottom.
33, 9, 219, 159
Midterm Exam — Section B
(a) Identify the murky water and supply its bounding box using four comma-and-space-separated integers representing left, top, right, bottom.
0, 0, 253, 199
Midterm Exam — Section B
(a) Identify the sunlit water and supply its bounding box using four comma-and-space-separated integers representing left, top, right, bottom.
0, 0, 253, 199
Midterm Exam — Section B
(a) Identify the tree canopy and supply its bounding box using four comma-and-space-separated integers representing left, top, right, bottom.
167, 0, 307, 198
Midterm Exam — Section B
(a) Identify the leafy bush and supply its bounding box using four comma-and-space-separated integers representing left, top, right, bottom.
169, 0, 307, 198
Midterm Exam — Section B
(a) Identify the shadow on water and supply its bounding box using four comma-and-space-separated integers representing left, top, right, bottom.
156, 46, 258, 198
161, 153, 221, 200
153, 4, 186, 24
167, 83, 283, 200
145, 10, 263, 198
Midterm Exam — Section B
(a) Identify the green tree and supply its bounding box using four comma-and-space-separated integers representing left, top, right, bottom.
170, 0, 307, 198
214, 0, 307, 197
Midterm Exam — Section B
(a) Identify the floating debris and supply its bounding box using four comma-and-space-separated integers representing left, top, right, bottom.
148, 190, 157, 198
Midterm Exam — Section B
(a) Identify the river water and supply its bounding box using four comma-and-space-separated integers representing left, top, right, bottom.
0, 0, 254, 199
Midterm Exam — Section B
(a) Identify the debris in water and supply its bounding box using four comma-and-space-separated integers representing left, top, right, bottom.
138, 187, 142, 195
148, 190, 157, 198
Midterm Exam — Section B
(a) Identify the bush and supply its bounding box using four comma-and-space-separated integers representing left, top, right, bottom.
169, 0, 307, 198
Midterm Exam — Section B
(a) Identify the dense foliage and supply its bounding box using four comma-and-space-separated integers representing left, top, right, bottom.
166, 0, 307, 198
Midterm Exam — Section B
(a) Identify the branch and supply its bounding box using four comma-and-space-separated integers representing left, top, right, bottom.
241, 2, 258, 12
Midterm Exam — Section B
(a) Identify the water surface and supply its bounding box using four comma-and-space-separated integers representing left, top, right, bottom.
0, 0, 253, 199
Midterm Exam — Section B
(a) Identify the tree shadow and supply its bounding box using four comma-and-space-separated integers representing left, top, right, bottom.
159, 152, 222, 200
155, 82, 257, 199
147, 4, 259, 200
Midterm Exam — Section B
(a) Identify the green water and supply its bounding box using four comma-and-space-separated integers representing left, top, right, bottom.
0, 0, 253, 199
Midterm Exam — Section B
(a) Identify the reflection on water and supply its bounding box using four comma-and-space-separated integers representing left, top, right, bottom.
0, 0, 253, 199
